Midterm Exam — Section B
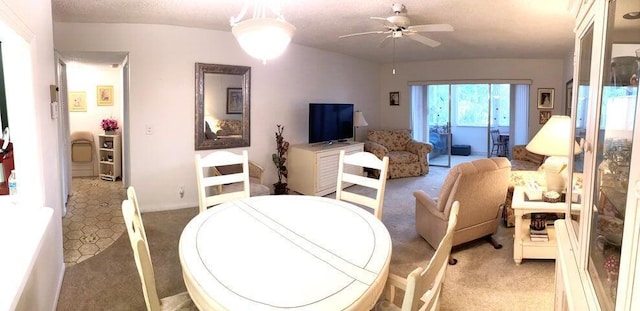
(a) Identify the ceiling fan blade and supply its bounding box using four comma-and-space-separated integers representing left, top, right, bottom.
339, 30, 386, 38
377, 35, 392, 48
408, 24, 454, 33
405, 33, 441, 47
370, 16, 396, 28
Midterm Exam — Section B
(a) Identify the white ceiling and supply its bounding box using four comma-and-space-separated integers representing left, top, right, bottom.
52, 0, 579, 64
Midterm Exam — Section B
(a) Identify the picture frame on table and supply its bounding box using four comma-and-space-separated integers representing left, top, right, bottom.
537, 88, 554, 109
226, 88, 242, 114
565, 79, 573, 116
69, 91, 87, 112
97, 85, 114, 106
389, 91, 399, 106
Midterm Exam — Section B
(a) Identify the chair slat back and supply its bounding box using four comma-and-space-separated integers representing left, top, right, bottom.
126, 186, 149, 253
336, 150, 389, 220
195, 150, 250, 213
403, 202, 460, 311
122, 199, 161, 311
490, 129, 502, 144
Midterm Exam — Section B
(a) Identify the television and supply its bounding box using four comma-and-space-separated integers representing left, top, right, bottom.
308, 103, 354, 144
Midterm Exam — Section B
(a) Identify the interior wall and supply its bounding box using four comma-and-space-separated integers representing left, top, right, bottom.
379, 58, 567, 140
53, 22, 380, 212
67, 63, 123, 150
1, 0, 64, 309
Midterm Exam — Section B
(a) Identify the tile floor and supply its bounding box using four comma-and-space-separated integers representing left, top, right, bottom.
62, 177, 126, 266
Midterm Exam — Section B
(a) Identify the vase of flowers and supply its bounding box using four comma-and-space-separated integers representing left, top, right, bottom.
272, 124, 289, 195
101, 118, 119, 135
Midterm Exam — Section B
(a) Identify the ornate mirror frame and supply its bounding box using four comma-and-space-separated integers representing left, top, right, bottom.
194, 63, 251, 150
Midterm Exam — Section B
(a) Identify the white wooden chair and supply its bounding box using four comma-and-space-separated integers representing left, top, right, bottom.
335, 150, 389, 220
211, 160, 270, 196
376, 202, 460, 311
126, 186, 149, 254
121, 199, 196, 311
195, 150, 250, 214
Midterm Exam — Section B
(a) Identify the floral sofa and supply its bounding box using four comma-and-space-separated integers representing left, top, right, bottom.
216, 119, 242, 138
364, 129, 433, 178
503, 145, 545, 227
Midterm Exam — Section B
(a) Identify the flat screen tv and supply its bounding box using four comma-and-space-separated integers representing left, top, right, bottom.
308, 103, 354, 144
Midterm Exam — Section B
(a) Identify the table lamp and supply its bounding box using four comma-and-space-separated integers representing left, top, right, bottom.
353, 111, 368, 141
526, 115, 581, 193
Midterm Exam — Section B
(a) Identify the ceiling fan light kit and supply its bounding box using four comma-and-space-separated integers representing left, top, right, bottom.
230, 1, 296, 64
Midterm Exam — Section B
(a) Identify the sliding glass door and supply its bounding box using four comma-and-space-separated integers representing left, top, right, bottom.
411, 82, 523, 168
426, 85, 451, 167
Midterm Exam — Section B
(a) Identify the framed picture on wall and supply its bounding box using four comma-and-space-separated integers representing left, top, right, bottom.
565, 79, 573, 116
539, 110, 552, 124
69, 91, 87, 112
389, 91, 399, 106
97, 85, 114, 106
537, 88, 554, 109
227, 88, 242, 114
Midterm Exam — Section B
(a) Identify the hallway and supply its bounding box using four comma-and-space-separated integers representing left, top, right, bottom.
62, 177, 126, 266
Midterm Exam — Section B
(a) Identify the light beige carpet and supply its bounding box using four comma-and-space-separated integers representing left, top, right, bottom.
57, 165, 554, 310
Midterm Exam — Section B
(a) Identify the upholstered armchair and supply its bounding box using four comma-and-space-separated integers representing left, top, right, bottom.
364, 129, 433, 179
414, 158, 511, 262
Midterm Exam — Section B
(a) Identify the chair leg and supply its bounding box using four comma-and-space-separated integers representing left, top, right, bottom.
448, 255, 458, 265
484, 235, 502, 249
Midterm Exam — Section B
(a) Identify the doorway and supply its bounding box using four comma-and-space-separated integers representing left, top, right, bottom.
56, 51, 130, 265
411, 82, 529, 167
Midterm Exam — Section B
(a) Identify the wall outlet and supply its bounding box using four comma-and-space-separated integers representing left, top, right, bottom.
179, 185, 184, 198
145, 125, 153, 135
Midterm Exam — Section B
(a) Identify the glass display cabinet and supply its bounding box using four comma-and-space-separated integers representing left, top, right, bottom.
555, 0, 640, 310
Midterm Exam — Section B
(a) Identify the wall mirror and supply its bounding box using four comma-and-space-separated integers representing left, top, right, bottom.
195, 63, 250, 150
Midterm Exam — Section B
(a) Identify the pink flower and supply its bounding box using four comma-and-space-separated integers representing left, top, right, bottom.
101, 118, 119, 131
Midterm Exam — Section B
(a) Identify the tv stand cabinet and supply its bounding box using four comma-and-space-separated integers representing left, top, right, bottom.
287, 141, 364, 196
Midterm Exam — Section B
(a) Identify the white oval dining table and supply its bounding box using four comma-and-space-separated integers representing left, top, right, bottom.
179, 195, 391, 311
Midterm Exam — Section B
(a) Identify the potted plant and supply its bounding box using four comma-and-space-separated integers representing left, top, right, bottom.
101, 118, 119, 134
272, 124, 289, 195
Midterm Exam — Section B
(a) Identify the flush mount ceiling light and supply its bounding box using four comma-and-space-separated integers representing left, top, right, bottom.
230, 0, 296, 64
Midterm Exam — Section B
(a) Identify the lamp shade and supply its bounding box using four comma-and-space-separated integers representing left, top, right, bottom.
526, 115, 581, 156
354, 111, 368, 127
232, 18, 296, 63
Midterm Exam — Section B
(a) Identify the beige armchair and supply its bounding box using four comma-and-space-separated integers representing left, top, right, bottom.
414, 158, 511, 263
364, 129, 433, 179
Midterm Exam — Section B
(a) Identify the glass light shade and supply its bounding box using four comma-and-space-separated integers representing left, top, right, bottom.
232, 18, 296, 63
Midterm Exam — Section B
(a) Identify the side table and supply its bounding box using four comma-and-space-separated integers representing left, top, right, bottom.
512, 186, 579, 265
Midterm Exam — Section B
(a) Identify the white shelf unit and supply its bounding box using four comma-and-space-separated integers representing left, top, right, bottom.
98, 134, 121, 182
287, 141, 364, 196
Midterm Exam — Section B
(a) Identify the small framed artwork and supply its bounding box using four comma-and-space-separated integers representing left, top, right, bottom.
565, 79, 573, 116
226, 88, 242, 114
69, 91, 87, 112
537, 88, 554, 109
97, 85, 114, 106
539, 111, 552, 124
389, 91, 399, 106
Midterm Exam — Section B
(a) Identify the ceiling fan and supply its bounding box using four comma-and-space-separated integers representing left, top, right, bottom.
339, 3, 454, 48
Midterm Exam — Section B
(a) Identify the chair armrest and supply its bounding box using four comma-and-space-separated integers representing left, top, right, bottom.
248, 161, 264, 184
406, 139, 433, 155
407, 140, 433, 174
365, 141, 389, 159
414, 190, 447, 221
512, 145, 527, 161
